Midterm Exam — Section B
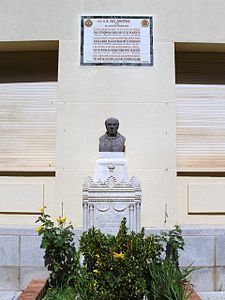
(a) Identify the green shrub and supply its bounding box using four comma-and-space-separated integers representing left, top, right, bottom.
146, 226, 192, 300
36, 212, 193, 300
43, 287, 77, 300
78, 219, 162, 300
161, 225, 185, 268
35, 209, 78, 288
147, 260, 193, 300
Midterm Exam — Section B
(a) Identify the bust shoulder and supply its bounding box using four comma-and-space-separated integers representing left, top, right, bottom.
99, 133, 108, 141
118, 133, 126, 142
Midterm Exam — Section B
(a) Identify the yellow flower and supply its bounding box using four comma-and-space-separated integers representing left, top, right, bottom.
93, 280, 97, 288
113, 252, 125, 260
93, 269, 99, 274
35, 226, 43, 233
96, 259, 101, 267
57, 216, 67, 225
39, 205, 47, 213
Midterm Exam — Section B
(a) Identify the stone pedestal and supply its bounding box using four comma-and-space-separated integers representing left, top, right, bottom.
94, 152, 128, 182
82, 152, 141, 234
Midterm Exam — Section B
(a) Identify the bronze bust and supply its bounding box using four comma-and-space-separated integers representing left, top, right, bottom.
99, 117, 126, 152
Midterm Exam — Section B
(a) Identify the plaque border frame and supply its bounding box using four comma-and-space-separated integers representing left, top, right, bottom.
80, 16, 153, 66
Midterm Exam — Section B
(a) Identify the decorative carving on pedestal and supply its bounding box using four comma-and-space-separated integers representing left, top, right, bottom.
82, 175, 141, 234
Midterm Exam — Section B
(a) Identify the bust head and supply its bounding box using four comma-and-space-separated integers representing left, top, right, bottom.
105, 117, 119, 137
99, 117, 125, 152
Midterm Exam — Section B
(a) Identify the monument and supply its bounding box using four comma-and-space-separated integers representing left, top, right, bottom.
82, 117, 141, 234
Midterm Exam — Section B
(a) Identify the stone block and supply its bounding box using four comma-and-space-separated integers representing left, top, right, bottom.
0, 291, 21, 300
144, 228, 164, 236
0, 236, 19, 266
181, 226, 225, 237
179, 236, 215, 267
198, 292, 225, 300
20, 236, 44, 267
216, 267, 225, 291
0, 226, 36, 236
216, 237, 225, 267
20, 267, 49, 290
0, 267, 19, 290
190, 267, 214, 292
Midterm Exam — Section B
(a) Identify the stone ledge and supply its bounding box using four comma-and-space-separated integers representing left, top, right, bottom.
0, 226, 82, 237
145, 225, 225, 236
198, 291, 225, 300
16, 279, 48, 300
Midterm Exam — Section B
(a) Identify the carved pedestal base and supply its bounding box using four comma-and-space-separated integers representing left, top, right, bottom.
82, 176, 141, 234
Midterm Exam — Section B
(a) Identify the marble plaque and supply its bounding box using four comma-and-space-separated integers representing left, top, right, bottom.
81, 16, 153, 66
95, 202, 129, 234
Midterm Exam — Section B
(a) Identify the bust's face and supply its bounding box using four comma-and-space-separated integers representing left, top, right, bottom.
106, 119, 119, 137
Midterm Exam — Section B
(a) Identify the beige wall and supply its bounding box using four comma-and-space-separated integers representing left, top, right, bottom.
0, 0, 225, 227
177, 177, 225, 225
0, 176, 55, 225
